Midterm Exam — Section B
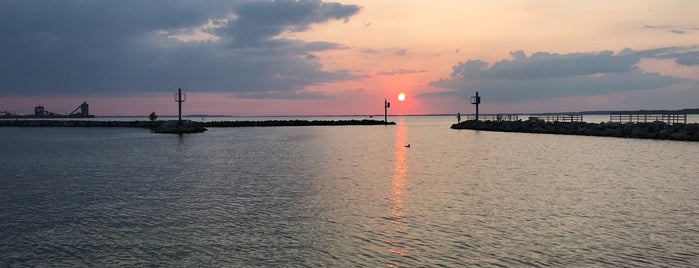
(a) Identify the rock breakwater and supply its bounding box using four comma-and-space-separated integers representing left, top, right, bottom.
0, 120, 155, 128
152, 120, 207, 133
0, 119, 394, 133
203, 119, 394, 127
0, 120, 207, 133
451, 120, 699, 141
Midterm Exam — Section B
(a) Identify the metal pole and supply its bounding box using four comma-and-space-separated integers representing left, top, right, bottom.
384, 99, 388, 124
475, 91, 479, 121
178, 88, 182, 125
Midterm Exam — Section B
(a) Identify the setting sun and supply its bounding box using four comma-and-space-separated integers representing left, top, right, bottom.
398, 93, 406, 102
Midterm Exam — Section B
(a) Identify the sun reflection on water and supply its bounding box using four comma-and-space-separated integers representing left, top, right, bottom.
387, 117, 409, 259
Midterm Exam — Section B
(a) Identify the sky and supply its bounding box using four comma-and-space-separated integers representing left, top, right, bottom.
1, 0, 698, 116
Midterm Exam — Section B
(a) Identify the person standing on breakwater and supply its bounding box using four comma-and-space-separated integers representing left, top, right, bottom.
457, 112, 461, 123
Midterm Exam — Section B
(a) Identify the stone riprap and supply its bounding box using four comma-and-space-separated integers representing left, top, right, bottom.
0, 120, 156, 128
203, 119, 394, 127
152, 120, 207, 133
0, 120, 206, 134
451, 120, 699, 141
0, 119, 394, 134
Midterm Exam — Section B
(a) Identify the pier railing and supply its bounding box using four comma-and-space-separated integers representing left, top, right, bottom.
529, 114, 584, 123
465, 114, 519, 121
610, 113, 687, 125
465, 114, 583, 122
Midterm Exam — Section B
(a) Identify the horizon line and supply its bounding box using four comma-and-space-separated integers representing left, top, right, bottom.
96, 107, 699, 118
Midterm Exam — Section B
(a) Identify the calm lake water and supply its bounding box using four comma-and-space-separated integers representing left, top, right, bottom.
1, 116, 698, 267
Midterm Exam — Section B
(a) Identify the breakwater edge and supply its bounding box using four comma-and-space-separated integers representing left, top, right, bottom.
452, 119, 699, 141
0, 119, 395, 133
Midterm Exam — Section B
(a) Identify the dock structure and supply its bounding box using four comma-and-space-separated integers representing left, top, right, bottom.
610, 112, 687, 125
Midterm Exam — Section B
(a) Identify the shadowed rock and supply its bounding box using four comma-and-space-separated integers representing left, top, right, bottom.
451, 120, 699, 141
0, 119, 394, 133
202, 119, 394, 127
151, 120, 207, 134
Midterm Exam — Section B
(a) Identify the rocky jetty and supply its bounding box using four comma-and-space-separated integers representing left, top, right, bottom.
0, 120, 153, 128
0, 119, 393, 133
202, 119, 394, 127
451, 119, 699, 141
151, 120, 207, 134
0, 119, 206, 133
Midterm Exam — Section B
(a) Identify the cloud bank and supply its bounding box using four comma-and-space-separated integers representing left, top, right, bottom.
426, 46, 699, 102
0, 0, 360, 98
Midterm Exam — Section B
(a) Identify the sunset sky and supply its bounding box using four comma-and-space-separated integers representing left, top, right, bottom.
1, 0, 698, 116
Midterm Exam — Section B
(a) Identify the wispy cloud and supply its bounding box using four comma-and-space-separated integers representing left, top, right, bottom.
375, 69, 426, 76
390, 48, 409, 56
359, 48, 380, 54
358, 47, 409, 56
644, 24, 699, 34
234, 90, 331, 100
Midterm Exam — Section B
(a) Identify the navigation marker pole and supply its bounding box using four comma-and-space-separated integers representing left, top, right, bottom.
384, 99, 391, 124
470, 91, 481, 121
175, 88, 187, 125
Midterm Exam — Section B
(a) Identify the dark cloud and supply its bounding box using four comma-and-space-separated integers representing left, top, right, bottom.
215, 0, 359, 47
0, 0, 360, 98
636, 46, 699, 66
465, 50, 638, 80
298, 41, 348, 52
675, 52, 699, 66
425, 46, 699, 102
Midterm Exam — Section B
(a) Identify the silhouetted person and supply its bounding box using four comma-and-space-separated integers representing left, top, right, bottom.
457, 112, 461, 123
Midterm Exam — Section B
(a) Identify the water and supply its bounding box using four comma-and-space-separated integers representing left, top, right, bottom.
1, 116, 698, 267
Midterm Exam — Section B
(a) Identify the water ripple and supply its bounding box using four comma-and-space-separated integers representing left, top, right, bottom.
2, 120, 699, 266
